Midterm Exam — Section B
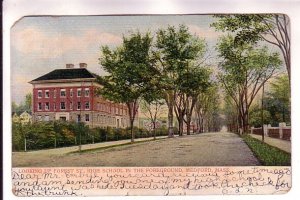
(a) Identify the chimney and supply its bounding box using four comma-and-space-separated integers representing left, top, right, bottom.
66, 64, 74, 69
79, 63, 87, 68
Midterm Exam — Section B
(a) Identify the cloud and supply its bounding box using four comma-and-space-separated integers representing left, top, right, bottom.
11, 27, 122, 59
11, 74, 32, 104
187, 24, 224, 40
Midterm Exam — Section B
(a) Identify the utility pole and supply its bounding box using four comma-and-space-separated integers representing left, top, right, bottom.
78, 80, 83, 152
261, 82, 265, 142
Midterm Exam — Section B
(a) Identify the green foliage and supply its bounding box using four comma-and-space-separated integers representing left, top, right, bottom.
212, 14, 273, 45
243, 135, 291, 166
249, 106, 272, 127
222, 95, 238, 131
212, 14, 290, 80
99, 31, 157, 141
195, 82, 221, 132
12, 93, 32, 115
12, 120, 164, 151
12, 122, 25, 151
217, 34, 281, 133
264, 75, 290, 126
218, 35, 282, 80
217, 35, 281, 96
177, 66, 211, 97
99, 32, 155, 103
155, 25, 210, 135
155, 25, 207, 89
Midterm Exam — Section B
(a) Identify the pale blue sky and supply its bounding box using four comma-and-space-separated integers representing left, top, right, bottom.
12, 14, 290, 107
11, 15, 224, 104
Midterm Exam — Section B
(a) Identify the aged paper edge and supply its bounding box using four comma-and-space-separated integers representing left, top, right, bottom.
3, 0, 300, 200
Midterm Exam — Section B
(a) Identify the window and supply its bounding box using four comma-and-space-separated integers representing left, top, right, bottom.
111, 106, 114, 114
37, 115, 42, 121
45, 90, 50, 98
85, 88, 90, 97
59, 117, 66, 121
38, 102, 42, 110
85, 114, 90, 122
116, 107, 119, 115
77, 115, 81, 122
45, 102, 50, 110
70, 89, 73, 97
77, 89, 81, 97
70, 102, 73, 110
45, 115, 49, 121
77, 102, 81, 110
60, 89, 66, 97
85, 102, 90, 110
60, 102, 66, 110
38, 90, 42, 98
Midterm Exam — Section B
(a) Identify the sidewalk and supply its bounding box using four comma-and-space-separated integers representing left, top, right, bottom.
15, 136, 168, 156
249, 134, 291, 153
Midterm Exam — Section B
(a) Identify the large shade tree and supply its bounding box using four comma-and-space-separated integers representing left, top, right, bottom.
98, 32, 156, 142
264, 74, 290, 126
195, 82, 220, 133
217, 35, 282, 134
154, 25, 207, 137
140, 89, 165, 139
212, 14, 290, 81
176, 66, 211, 135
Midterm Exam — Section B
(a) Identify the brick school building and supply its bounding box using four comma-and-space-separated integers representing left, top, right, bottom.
29, 63, 131, 128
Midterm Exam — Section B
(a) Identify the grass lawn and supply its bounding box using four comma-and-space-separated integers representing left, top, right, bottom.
242, 134, 291, 166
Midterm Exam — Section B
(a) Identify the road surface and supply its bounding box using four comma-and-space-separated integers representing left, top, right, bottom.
12, 132, 260, 167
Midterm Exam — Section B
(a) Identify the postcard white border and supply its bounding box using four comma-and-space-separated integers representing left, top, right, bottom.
3, 0, 300, 199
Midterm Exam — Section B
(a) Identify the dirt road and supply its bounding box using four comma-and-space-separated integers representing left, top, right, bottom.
12, 132, 260, 167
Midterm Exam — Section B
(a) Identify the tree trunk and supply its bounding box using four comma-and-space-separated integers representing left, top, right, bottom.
178, 118, 184, 136
196, 118, 201, 133
153, 122, 156, 140
186, 115, 191, 135
130, 119, 134, 142
127, 101, 138, 142
186, 123, 190, 135
201, 117, 204, 133
244, 108, 249, 134
24, 137, 27, 152
167, 103, 174, 137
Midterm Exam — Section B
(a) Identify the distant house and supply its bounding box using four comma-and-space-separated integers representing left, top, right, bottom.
12, 112, 20, 123
29, 63, 133, 128
139, 118, 167, 130
19, 111, 32, 124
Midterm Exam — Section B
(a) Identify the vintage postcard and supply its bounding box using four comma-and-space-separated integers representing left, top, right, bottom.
4, 1, 295, 197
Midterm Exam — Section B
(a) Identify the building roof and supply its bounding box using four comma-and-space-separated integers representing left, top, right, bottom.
30, 68, 96, 83
20, 111, 32, 117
